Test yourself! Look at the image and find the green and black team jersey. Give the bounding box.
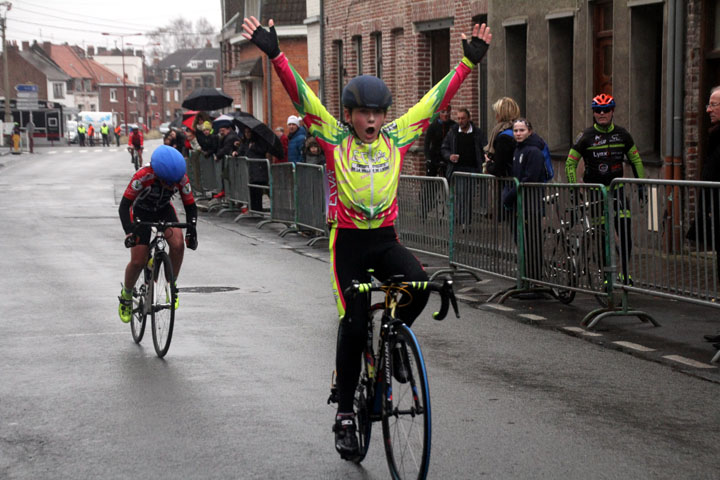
[565,123,644,185]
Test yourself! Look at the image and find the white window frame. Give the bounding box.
[110,88,118,102]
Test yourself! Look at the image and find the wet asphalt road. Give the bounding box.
[1,143,719,479]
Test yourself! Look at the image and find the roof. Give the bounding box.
[157,47,220,70]
[47,44,95,79]
[262,0,306,25]
[85,60,126,85]
[16,49,70,82]
[228,57,263,79]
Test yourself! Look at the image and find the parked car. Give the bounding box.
[66,120,78,144]
[158,122,170,135]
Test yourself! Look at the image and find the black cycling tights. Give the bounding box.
[332,226,429,413]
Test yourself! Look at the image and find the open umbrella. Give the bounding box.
[182,88,234,111]
[215,112,285,159]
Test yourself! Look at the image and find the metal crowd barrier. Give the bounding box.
[246,157,271,220]
[198,152,220,196]
[186,150,203,196]
[295,163,329,245]
[262,162,297,234]
[448,173,519,283]
[396,175,450,259]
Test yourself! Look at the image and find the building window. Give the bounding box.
[150,90,157,104]
[593,0,613,94]
[195,78,202,88]
[373,32,382,78]
[53,82,64,99]
[174,70,180,81]
[205,60,216,69]
[505,23,527,114]
[630,2,663,162]
[353,35,362,76]
[174,90,179,102]
[547,15,574,152]
[429,29,450,87]
[165,90,170,102]
[78,104,84,111]
[90,104,96,111]
[186,78,192,90]
[84,79,92,91]
[245,0,260,19]
[335,40,344,116]
[110,88,118,102]
[203,75,213,88]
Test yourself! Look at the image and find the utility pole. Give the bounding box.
[102,32,142,131]
[1,2,12,123]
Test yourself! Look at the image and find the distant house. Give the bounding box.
[155,47,221,121]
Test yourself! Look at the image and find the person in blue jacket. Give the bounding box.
[286,115,307,164]
[502,118,548,279]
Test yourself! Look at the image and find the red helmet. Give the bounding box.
[591,94,616,109]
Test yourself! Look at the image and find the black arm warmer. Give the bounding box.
[184,202,198,227]
[119,197,134,234]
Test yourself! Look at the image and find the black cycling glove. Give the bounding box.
[185,226,198,250]
[250,24,281,59]
[124,233,138,248]
[462,36,489,65]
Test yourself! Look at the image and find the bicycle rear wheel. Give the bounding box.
[351,369,373,463]
[151,252,175,358]
[130,267,149,343]
[382,324,431,480]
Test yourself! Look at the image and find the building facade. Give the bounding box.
[220,0,312,132]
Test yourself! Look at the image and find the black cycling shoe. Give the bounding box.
[333,414,359,460]
[392,343,409,384]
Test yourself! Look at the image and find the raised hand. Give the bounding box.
[461,23,492,65]
[241,16,281,59]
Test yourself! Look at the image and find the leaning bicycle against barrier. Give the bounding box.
[118,145,198,324]
[565,94,645,285]
[242,16,491,463]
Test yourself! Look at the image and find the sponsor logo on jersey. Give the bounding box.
[350,150,390,173]
[182,182,192,195]
[131,179,143,191]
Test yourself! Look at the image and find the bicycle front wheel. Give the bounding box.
[130,267,150,343]
[151,252,175,358]
[382,324,431,480]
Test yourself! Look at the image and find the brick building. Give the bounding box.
[220,0,312,132]
[0,41,70,106]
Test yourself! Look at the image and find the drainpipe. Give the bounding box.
[663,0,685,250]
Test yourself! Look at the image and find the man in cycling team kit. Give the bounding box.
[565,94,645,284]
[242,16,491,459]
[117,145,198,323]
[128,126,144,166]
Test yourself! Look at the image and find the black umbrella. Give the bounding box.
[223,112,285,159]
[181,88,234,111]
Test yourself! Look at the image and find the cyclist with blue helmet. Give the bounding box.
[242,15,491,459]
[117,145,198,323]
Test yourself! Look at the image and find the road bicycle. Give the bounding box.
[544,190,612,307]
[128,147,141,171]
[129,220,189,358]
[329,274,459,480]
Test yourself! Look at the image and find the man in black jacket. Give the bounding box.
[213,120,241,200]
[702,86,720,345]
[420,106,456,218]
[441,108,486,227]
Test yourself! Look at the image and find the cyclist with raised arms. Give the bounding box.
[565,94,645,283]
[242,16,491,459]
[117,145,198,323]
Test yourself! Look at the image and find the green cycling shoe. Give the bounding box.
[118,286,133,323]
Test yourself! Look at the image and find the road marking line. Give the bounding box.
[662,355,716,369]
[519,313,545,321]
[78,150,88,154]
[482,303,514,312]
[47,151,57,154]
[562,326,603,337]
[613,341,655,352]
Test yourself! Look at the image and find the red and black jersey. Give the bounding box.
[122,165,194,212]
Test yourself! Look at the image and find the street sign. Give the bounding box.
[15,84,39,110]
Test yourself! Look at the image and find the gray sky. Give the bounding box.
[5,0,223,50]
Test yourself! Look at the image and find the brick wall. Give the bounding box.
[0,45,49,99]
[323,0,487,175]
[684,0,702,181]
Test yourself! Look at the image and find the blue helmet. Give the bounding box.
[151,145,186,183]
[341,75,392,110]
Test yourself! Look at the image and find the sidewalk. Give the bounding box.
[198,203,720,384]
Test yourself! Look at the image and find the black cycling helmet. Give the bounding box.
[591,93,616,109]
[341,75,392,110]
